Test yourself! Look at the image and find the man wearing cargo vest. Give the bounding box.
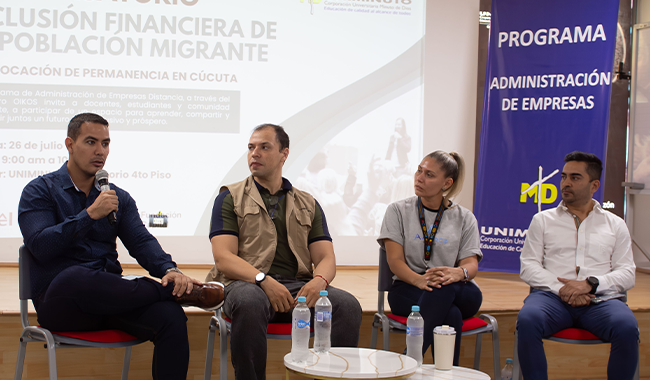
[207,123,362,379]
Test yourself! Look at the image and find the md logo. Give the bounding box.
[520,166,559,213]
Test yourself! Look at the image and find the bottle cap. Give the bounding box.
[433,325,456,335]
[506,358,513,364]
[298,296,307,303]
[411,305,420,312]
[320,290,328,296]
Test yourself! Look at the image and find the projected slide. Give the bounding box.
[0,0,425,241]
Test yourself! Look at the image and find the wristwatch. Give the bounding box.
[460,267,469,282]
[255,272,267,286]
[587,276,599,294]
[165,267,183,275]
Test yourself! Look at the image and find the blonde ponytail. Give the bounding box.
[445,152,465,202]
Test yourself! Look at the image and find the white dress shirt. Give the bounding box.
[520,200,635,295]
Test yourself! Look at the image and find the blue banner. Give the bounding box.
[475,0,620,273]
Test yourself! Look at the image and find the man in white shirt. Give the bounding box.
[517,151,638,380]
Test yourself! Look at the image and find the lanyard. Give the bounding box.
[417,197,445,261]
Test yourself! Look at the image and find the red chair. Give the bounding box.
[512,326,640,379]
[204,307,314,380]
[14,245,145,380]
[370,248,501,379]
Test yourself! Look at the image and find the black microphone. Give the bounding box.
[95,169,117,225]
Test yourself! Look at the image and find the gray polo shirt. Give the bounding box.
[378,196,482,280]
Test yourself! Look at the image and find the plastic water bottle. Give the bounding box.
[291,296,311,363]
[501,358,513,380]
[314,290,332,353]
[406,305,424,366]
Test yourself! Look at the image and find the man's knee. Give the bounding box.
[609,313,639,340]
[516,304,546,334]
[224,281,271,320]
[329,288,362,326]
[332,291,361,312]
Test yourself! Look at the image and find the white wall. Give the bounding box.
[423,0,479,211]
[639,0,650,23]
[630,0,650,269]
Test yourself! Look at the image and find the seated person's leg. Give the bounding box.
[441,305,463,365]
[578,299,639,380]
[389,281,458,356]
[324,286,362,347]
[273,278,362,346]
[108,301,189,380]
[440,282,482,365]
[387,280,422,317]
[517,290,573,380]
[35,265,171,331]
[223,280,274,380]
[454,282,483,319]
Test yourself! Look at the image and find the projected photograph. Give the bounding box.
[294,91,422,237]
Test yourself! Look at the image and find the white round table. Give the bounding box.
[284,347,418,379]
[406,365,491,379]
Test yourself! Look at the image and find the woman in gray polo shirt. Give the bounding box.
[378,151,483,366]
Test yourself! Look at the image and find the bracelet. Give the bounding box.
[314,274,329,287]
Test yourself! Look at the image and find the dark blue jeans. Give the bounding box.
[223,276,363,380]
[517,289,639,380]
[388,280,482,365]
[34,266,189,380]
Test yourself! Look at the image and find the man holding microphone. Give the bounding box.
[18,113,223,380]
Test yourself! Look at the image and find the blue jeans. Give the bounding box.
[517,289,638,380]
[223,275,363,380]
[34,266,189,380]
[388,280,482,365]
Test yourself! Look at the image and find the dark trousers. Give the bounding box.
[517,289,639,380]
[388,280,483,365]
[223,276,363,380]
[34,266,189,380]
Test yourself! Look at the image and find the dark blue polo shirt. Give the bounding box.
[18,163,176,300]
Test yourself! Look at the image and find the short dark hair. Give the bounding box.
[252,123,289,151]
[564,151,602,181]
[68,113,109,141]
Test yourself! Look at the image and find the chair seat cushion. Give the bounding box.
[266,323,293,335]
[223,316,313,334]
[386,314,407,325]
[550,328,600,341]
[386,314,488,332]
[462,317,489,331]
[50,329,139,343]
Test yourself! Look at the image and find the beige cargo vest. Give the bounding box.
[206,176,316,286]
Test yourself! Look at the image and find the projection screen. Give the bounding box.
[0,0,479,265]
